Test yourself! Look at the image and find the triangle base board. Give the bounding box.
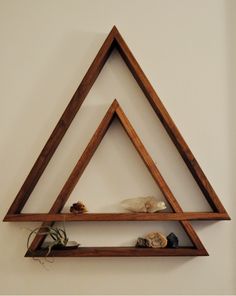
[25,247,208,257]
[4,212,230,222]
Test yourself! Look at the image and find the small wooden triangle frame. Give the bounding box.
[27,100,208,257]
[4,26,230,257]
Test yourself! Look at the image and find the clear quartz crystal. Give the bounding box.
[121,196,166,213]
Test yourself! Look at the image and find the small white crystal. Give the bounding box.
[121,196,166,213]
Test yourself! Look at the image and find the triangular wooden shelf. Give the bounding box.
[25,100,208,257]
[3,26,230,257]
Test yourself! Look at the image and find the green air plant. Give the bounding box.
[27,225,68,256]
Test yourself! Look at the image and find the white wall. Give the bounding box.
[0,0,235,294]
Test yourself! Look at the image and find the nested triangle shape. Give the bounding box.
[3,26,230,257]
[4,26,229,221]
[25,100,208,257]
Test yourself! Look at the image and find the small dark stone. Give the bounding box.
[167,233,179,248]
[136,237,149,248]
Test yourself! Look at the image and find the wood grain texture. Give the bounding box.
[180,220,206,252]
[28,100,118,251]
[4,26,229,219]
[26,100,207,256]
[113,27,228,215]
[25,247,208,257]
[116,105,182,212]
[4,26,230,257]
[4,212,230,222]
[5,27,117,216]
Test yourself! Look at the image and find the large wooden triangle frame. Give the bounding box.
[26,100,207,257]
[4,26,230,257]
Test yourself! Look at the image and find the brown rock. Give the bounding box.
[145,232,167,248]
[70,201,87,214]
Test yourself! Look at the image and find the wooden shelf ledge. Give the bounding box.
[25,246,208,257]
[4,212,230,222]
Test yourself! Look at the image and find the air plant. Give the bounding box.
[27,225,69,257]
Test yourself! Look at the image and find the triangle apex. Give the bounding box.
[111,98,119,108]
[111,25,118,31]
[110,25,120,36]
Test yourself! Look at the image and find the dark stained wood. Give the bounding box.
[180,220,206,251]
[5,27,117,216]
[25,247,208,257]
[116,105,182,212]
[4,26,230,257]
[28,100,118,251]
[115,103,208,254]
[4,212,230,222]
[113,27,228,215]
[27,100,207,256]
[4,26,229,219]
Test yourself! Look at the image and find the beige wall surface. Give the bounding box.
[0,0,235,294]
